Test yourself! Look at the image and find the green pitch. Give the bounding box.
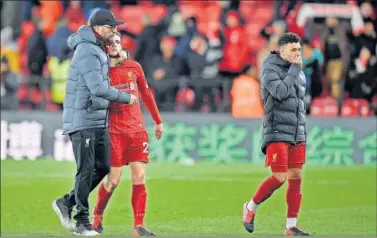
[1,159,376,236]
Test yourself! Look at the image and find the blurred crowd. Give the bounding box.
[1,0,376,117]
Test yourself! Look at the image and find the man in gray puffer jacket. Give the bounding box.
[242,33,310,236]
[52,10,138,236]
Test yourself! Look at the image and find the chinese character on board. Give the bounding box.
[1,120,8,160]
[198,124,248,163]
[147,122,197,162]
[7,121,43,160]
[359,132,377,166]
[54,129,74,161]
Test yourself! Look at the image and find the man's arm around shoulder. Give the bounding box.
[78,50,131,103]
[261,63,301,101]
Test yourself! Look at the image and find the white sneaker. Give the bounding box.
[73,223,100,236]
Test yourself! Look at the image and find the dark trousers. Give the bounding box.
[63,128,110,224]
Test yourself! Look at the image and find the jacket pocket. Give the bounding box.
[87,95,109,112]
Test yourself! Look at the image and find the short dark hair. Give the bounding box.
[301,37,310,46]
[278,32,301,47]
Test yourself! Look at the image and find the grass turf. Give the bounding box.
[1,159,376,236]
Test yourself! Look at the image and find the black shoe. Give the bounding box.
[285,227,310,236]
[52,198,74,232]
[132,226,155,236]
[74,223,99,236]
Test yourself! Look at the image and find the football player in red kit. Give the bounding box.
[92,32,163,236]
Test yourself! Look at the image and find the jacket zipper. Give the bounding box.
[105,107,109,127]
[294,84,299,144]
[105,53,110,127]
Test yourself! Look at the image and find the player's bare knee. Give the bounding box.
[272,172,288,183]
[288,168,302,179]
[131,170,145,184]
[289,173,302,179]
[110,176,121,189]
[108,169,122,189]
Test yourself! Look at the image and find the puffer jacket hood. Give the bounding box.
[263,50,291,68]
[67,25,99,50]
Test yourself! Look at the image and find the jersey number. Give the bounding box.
[142,142,149,153]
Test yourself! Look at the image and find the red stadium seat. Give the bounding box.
[358,99,372,117]
[17,83,28,103]
[120,6,144,20]
[44,88,52,102]
[347,0,358,6]
[110,3,122,19]
[123,18,144,34]
[46,103,60,112]
[205,3,222,21]
[246,23,267,52]
[19,52,29,76]
[64,5,85,32]
[198,19,221,35]
[341,99,371,117]
[310,34,324,50]
[140,5,168,24]
[341,101,359,117]
[246,22,262,36]
[372,95,377,115]
[33,89,43,105]
[239,1,258,18]
[179,4,204,19]
[120,35,136,56]
[311,96,339,117]
[175,88,195,106]
[120,5,168,34]
[197,21,209,35]
[253,7,273,22]
[372,95,377,108]
[178,0,208,7]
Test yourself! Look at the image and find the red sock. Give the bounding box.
[94,184,113,216]
[252,176,284,204]
[132,184,147,228]
[287,178,302,218]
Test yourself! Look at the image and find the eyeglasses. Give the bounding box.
[104,25,117,30]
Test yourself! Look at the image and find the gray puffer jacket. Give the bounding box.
[260,51,307,153]
[63,26,131,135]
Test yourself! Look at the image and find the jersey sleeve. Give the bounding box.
[136,64,163,124]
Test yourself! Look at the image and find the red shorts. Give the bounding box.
[265,142,306,172]
[110,131,149,167]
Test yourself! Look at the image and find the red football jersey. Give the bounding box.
[108,60,162,134]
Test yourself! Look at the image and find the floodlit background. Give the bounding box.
[1,0,376,236]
